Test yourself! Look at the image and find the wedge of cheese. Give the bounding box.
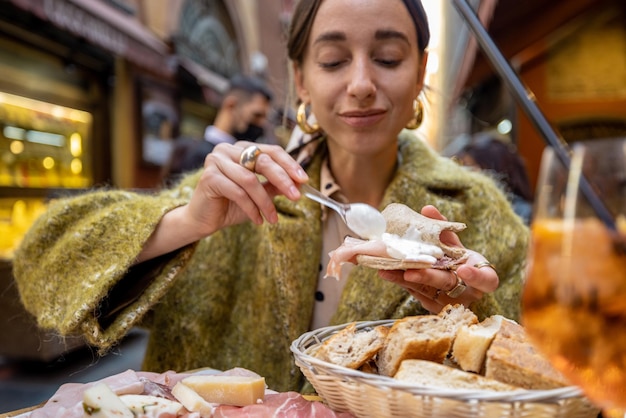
[171,382,215,417]
[179,375,266,407]
[119,394,185,416]
[82,383,134,418]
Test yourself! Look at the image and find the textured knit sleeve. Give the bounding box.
[12,175,200,352]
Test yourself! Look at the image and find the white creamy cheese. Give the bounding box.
[345,203,387,239]
[381,225,444,262]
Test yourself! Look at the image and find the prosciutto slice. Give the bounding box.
[23,369,354,418]
[213,392,353,418]
[325,236,389,279]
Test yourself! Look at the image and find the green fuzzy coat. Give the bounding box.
[13,133,529,392]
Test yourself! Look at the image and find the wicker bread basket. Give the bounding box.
[291,319,601,418]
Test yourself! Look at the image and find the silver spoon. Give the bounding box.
[300,183,387,239]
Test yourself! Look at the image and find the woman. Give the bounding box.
[13,0,528,393]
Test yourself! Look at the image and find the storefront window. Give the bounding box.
[0,197,47,259]
[0,92,93,189]
[0,92,93,259]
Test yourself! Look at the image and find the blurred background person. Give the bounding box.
[163,74,274,183]
[456,132,534,225]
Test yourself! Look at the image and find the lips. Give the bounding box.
[339,109,386,128]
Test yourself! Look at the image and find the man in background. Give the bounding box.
[164,74,273,182]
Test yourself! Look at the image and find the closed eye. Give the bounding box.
[375,59,401,67]
[319,61,345,69]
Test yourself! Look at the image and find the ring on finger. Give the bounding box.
[239,145,262,172]
[446,270,467,298]
[474,261,497,272]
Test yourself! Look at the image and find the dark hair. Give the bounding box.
[459,135,534,202]
[287,0,430,65]
[228,74,273,102]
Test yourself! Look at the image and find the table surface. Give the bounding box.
[0,404,40,418]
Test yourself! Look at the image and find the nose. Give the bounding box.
[346,57,376,101]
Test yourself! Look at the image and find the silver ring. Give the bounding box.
[239,145,262,171]
[446,270,467,298]
[474,261,497,272]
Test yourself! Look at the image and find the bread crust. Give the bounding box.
[310,305,571,392]
[356,254,468,270]
[484,319,571,389]
[314,323,389,370]
[377,305,478,376]
[394,359,520,392]
[355,255,436,270]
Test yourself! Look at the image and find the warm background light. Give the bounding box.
[70,133,82,157]
[42,156,55,170]
[9,140,23,154]
[70,158,83,174]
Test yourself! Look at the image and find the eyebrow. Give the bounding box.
[375,29,411,44]
[313,29,411,45]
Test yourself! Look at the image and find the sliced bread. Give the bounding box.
[438,303,479,332]
[452,315,504,373]
[315,322,389,369]
[376,305,477,377]
[394,359,520,392]
[484,318,571,389]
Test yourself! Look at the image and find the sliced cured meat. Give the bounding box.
[25,368,353,418]
[213,391,353,418]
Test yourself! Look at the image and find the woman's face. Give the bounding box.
[294,0,427,156]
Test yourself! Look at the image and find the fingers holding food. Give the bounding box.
[232,142,308,198]
[193,142,309,230]
[455,251,499,293]
[330,202,498,313]
[381,269,484,314]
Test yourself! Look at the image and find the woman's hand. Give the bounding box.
[137,142,308,263]
[377,205,499,313]
[184,141,309,237]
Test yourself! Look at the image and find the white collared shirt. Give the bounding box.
[310,156,355,330]
[204,126,236,146]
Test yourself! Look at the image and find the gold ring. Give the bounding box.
[239,145,262,171]
[446,270,467,298]
[474,261,497,272]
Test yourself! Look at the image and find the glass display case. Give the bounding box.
[0,92,94,260]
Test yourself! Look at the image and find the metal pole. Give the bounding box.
[451,0,617,231]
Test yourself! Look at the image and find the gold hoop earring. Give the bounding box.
[405,99,424,130]
[296,102,320,134]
